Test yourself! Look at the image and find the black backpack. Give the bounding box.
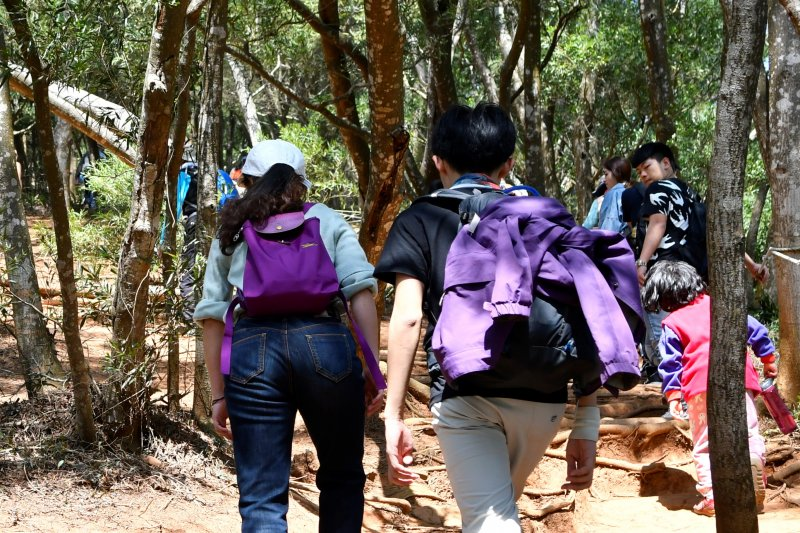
[676,181,708,279]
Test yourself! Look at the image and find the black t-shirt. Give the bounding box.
[640,177,691,264]
[621,183,644,224]
[375,194,567,406]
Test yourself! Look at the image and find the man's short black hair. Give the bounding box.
[430,102,516,175]
[630,142,680,171]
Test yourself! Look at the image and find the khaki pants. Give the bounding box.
[432,396,566,532]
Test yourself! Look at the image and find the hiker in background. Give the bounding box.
[194,139,383,532]
[75,147,106,213]
[581,178,607,229]
[597,156,631,233]
[176,159,199,321]
[642,260,777,517]
[376,103,642,532]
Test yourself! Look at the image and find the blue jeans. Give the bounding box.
[225,316,366,533]
[643,309,670,369]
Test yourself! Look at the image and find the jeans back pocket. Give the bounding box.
[306,333,354,383]
[229,332,267,384]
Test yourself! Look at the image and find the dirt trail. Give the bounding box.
[1,220,799,531]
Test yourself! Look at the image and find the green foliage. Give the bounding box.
[279,119,359,211]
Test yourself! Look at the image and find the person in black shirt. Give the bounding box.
[375,103,599,531]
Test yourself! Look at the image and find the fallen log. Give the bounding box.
[544,449,665,474]
[771,461,800,484]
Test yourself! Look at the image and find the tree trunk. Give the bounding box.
[2,0,96,442]
[541,98,562,202]
[318,0,371,202]
[110,0,189,450]
[768,0,800,406]
[745,182,769,258]
[0,29,64,397]
[226,57,262,146]
[573,63,596,223]
[778,0,800,32]
[194,0,228,423]
[497,1,527,127]
[522,0,545,192]
[162,0,205,413]
[359,0,407,273]
[707,1,766,531]
[639,0,676,142]
[53,118,73,210]
[418,0,458,113]
[464,19,499,102]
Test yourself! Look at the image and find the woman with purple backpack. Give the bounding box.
[194,139,384,532]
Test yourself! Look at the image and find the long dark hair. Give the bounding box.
[217,163,306,254]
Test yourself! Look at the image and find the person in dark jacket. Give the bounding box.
[375,103,611,532]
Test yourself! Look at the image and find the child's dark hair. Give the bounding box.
[642,260,706,313]
[217,163,306,254]
[630,142,680,171]
[430,102,516,175]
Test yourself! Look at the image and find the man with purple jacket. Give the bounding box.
[375,103,629,532]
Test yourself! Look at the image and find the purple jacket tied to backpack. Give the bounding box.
[221,203,386,390]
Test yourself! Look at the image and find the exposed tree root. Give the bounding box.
[518,491,575,519]
[365,494,412,513]
[771,461,800,485]
[544,449,665,474]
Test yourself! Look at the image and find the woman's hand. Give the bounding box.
[364,370,385,417]
[211,399,233,440]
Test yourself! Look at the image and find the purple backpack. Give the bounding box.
[221,203,385,390]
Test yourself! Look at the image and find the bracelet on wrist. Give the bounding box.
[635,259,648,268]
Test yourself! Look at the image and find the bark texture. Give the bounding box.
[639,0,675,142]
[53,118,72,209]
[163,1,205,413]
[778,0,800,33]
[360,0,407,271]
[194,0,228,422]
[768,0,800,405]
[522,0,545,192]
[110,0,189,450]
[318,0,370,202]
[0,29,64,397]
[706,1,766,530]
[3,0,96,442]
[226,57,262,146]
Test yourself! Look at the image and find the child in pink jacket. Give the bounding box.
[642,261,778,517]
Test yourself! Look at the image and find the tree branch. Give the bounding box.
[224,45,369,140]
[778,0,800,34]
[282,0,369,79]
[540,3,586,71]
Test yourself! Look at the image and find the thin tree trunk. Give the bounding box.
[573,66,596,223]
[53,118,73,210]
[639,0,676,142]
[541,98,561,201]
[194,0,227,423]
[360,0,407,275]
[522,0,545,192]
[163,0,206,413]
[110,0,189,450]
[318,0,370,202]
[418,0,458,113]
[768,0,800,406]
[226,57,262,146]
[497,1,527,126]
[745,182,769,258]
[707,1,766,531]
[0,29,64,397]
[464,20,498,102]
[2,0,96,442]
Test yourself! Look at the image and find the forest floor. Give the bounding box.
[1,218,800,532]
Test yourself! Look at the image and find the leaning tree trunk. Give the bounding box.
[707,1,766,531]
[639,0,676,143]
[572,63,596,223]
[768,0,800,405]
[194,0,228,423]
[110,0,189,451]
[226,56,262,146]
[318,0,371,202]
[359,0,407,276]
[497,1,527,127]
[0,29,64,397]
[163,0,206,413]
[2,0,96,442]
